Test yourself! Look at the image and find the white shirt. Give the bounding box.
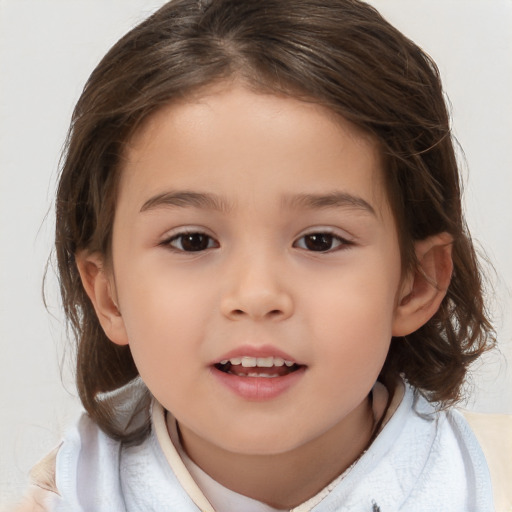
[19,380,495,512]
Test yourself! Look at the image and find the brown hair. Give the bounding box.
[55,0,494,442]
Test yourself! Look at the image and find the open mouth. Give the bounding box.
[214,356,303,378]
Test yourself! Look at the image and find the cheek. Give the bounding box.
[307,265,399,365]
[314,298,393,367]
[115,268,212,372]
[312,263,399,321]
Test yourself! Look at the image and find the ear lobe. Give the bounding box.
[392,232,453,337]
[75,251,129,346]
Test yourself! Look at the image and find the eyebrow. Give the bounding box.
[283,192,376,216]
[140,190,376,216]
[140,191,233,213]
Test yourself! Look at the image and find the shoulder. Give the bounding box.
[15,406,202,512]
[14,413,126,512]
[323,383,495,512]
[391,387,495,511]
[54,413,127,510]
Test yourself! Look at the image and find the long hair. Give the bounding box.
[55,0,494,442]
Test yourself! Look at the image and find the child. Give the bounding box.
[17,0,496,510]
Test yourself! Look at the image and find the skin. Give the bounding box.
[78,82,452,508]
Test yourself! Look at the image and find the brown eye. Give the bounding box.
[304,234,334,251]
[168,233,217,252]
[294,232,349,252]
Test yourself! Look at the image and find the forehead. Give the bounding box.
[118,83,387,214]
[126,82,376,157]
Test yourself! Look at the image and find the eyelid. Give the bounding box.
[294,226,354,242]
[293,227,355,251]
[159,226,219,251]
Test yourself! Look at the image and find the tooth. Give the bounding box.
[241,356,257,367]
[256,357,273,367]
[246,372,278,378]
[228,356,295,368]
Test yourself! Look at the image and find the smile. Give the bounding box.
[214,356,301,378]
[211,352,306,400]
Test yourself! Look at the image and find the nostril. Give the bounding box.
[230,308,285,319]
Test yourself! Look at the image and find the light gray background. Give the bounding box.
[1,0,511,507]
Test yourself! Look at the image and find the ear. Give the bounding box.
[392,232,453,337]
[75,251,129,346]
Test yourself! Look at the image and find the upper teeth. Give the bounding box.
[219,356,295,368]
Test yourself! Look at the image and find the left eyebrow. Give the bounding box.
[282,192,376,216]
[140,191,233,214]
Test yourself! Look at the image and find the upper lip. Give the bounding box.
[212,345,303,366]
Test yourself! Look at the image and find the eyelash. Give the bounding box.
[161,229,353,254]
[161,231,219,252]
[293,232,353,253]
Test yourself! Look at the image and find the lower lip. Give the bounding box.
[211,366,306,401]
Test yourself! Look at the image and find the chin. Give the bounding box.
[215,428,312,456]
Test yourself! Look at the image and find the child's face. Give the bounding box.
[108,83,407,455]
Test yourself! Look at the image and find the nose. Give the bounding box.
[220,255,294,321]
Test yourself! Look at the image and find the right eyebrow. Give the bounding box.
[140,191,233,214]
[282,191,376,216]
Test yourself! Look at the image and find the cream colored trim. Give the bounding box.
[151,401,216,512]
[28,445,60,494]
[462,411,512,512]
[10,446,61,512]
[152,382,402,512]
[378,379,405,430]
[292,380,402,512]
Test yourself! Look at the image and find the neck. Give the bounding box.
[177,396,376,509]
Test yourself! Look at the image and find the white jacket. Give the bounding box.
[16,383,494,512]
